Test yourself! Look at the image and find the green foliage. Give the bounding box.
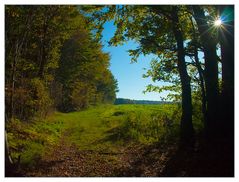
[5,5,82,120]
[5,5,118,119]
[6,117,65,167]
[5,78,52,120]
[29,78,53,118]
[56,27,118,112]
[70,81,96,110]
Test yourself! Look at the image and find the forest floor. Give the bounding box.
[23,132,233,177]
[24,129,177,177]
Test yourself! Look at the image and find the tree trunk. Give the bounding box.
[194,47,207,124]
[9,41,19,119]
[189,15,207,125]
[218,5,234,135]
[5,131,13,176]
[171,7,194,144]
[217,6,234,167]
[192,6,219,137]
[38,17,48,79]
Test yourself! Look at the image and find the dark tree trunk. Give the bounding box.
[192,6,219,137]
[194,48,207,124]
[171,7,194,144]
[38,17,48,79]
[188,14,207,125]
[9,42,18,119]
[218,5,234,137]
[5,131,13,174]
[217,6,234,170]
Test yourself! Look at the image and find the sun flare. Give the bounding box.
[214,18,222,26]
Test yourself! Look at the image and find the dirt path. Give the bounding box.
[24,130,177,177]
[25,130,120,177]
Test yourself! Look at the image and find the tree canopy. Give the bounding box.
[5,5,118,119]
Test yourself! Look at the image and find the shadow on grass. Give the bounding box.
[94,126,134,144]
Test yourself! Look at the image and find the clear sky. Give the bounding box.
[101,21,168,101]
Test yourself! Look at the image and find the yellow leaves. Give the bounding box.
[31,43,37,49]
[10,10,20,17]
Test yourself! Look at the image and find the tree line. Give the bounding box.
[114,98,171,105]
[82,5,234,146]
[5,5,118,121]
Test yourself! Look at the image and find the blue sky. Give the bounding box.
[101,21,168,101]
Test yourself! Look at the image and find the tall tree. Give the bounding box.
[214,6,234,164]
[170,6,194,142]
[218,5,234,135]
[192,6,219,136]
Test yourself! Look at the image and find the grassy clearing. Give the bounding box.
[7,103,202,168]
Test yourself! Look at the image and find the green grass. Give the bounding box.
[6,117,66,167]
[62,104,181,151]
[6,103,202,168]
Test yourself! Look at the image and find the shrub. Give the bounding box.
[28,78,53,118]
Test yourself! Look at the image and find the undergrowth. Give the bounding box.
[6,115,66,168]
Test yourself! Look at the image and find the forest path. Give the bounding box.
[23,105,177,177]
[26,129,122,177]
[25,128,175,177]
[17,105,230,177]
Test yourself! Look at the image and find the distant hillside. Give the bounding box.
[114,98,172,105]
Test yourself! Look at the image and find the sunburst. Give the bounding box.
[214,18,222,27]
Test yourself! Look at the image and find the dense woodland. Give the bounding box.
[5,5,234,177]
[5,5,118,118]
